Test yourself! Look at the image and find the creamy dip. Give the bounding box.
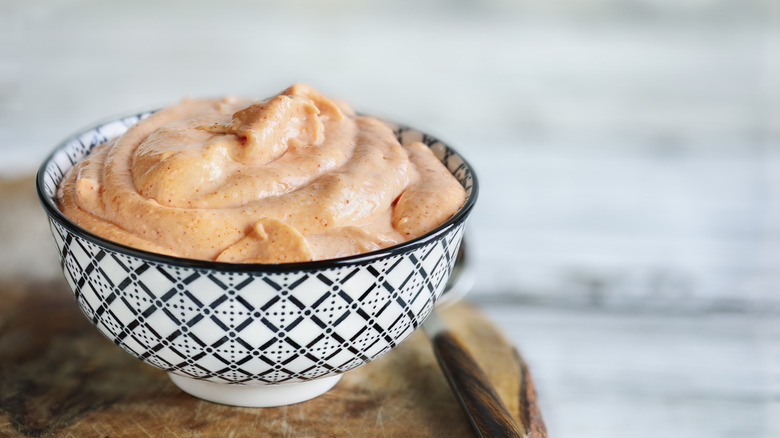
[57,84,466,263]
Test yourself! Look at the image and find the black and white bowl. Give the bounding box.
[36,111,478,407]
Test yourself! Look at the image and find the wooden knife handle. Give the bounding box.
[431,330,532,438]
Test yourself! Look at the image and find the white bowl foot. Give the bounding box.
[168,373,342,407]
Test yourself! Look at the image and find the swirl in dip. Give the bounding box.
[57,84,466,263]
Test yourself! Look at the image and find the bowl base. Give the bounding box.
[168,373,342,407]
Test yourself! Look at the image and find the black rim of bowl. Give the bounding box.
[36,113,479,273]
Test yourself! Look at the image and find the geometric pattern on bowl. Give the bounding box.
[38,111,476,386]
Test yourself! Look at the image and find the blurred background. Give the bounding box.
[1,0,779,436]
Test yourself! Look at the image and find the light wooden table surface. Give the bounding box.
[483,304,779,437]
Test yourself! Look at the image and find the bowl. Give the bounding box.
[36,110,478,407]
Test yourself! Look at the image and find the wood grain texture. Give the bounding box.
[0,275,535,437]
[514,350,546,438]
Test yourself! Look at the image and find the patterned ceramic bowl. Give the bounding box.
[36,111,478,407]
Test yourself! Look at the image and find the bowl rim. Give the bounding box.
[36,110,479,273]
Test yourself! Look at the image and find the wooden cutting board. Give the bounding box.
[0,177,542,437]
[0,280,536,438]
